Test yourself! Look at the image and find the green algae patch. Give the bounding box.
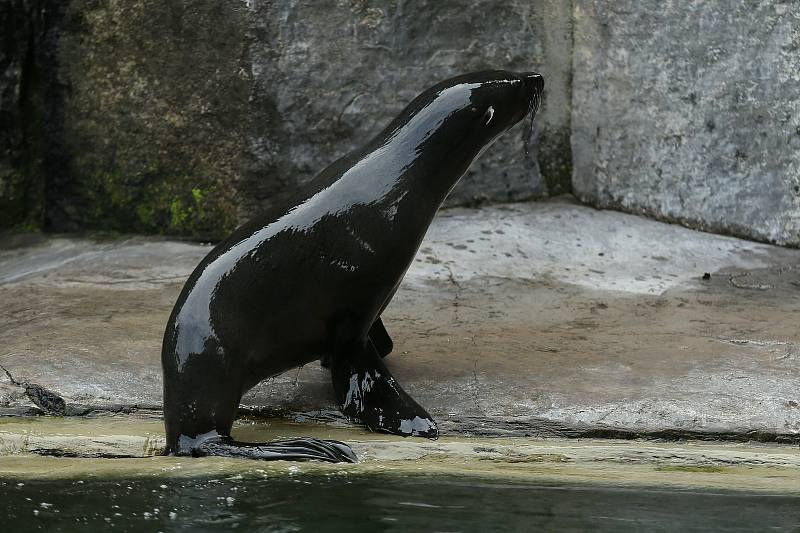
[56,0,250,240]
[77,166,236,240]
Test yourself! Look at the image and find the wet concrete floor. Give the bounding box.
[1,198,799,447]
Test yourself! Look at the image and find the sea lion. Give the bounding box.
[161,70,545,462]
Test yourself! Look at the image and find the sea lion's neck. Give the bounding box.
[376,121,480,206]
[367,86,483,204]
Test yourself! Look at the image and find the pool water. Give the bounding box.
[2,472,799,532]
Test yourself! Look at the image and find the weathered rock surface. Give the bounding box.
[55,0,250,238]
[1,200,799,440]
[572,0,800,247]
[3,1,798,249]
[244,0,574,219]
[0,0,573,237]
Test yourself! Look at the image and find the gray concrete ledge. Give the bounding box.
[0,416,798,492]
[1,199,799,441]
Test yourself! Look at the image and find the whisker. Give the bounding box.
[522,90,541,158]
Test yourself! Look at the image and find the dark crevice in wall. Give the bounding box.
[537,129,573,197]
[37,0,77,232]
[16,20,45,228]
[565,0,576,194]
[0,0,73,232]
[532,0,574,198]
[0,0,42,229]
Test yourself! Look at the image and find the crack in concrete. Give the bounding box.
[441,416,800,445]
[471,359,482,414]
[442,262,484,415]
[57,276,187,286]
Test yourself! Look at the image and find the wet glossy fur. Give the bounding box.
[161,70,544,462]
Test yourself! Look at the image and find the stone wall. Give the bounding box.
[572,0,800,247]
[0,0,573,239]
[1,0,798,246]
[243,0,574,219]
[55,0,250,237]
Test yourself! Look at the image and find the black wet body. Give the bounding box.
[161,70,544,462]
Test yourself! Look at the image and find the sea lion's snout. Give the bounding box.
[521,71,545,94]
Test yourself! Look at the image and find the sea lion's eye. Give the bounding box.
[483,106,494,126]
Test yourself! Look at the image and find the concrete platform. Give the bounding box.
[1,198,799,441]
[1,416,799,493]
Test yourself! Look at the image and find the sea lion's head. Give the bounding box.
[449,69,545,142]
[380,70,544,176]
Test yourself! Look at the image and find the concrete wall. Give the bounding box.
[244,0,574,220]
[572,0,800,247]
[0,0,573,239]
[56,0,251,236]
[1,0,797,246]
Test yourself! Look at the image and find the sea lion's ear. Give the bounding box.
[483,106,495,126]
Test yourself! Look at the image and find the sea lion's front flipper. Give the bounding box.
[331,338,438,439]
[369,317,393,358]
[189,435,357,463]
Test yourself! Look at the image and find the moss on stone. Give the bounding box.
[77,165,235,240]
[55,0,249,240]
[0,166,44,231]
[536,127,573,196]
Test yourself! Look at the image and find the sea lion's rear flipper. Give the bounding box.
[163,353,357,463]
[189,435,357,463]
[331,338,438,439]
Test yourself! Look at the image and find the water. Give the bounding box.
[2,472,799,532]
